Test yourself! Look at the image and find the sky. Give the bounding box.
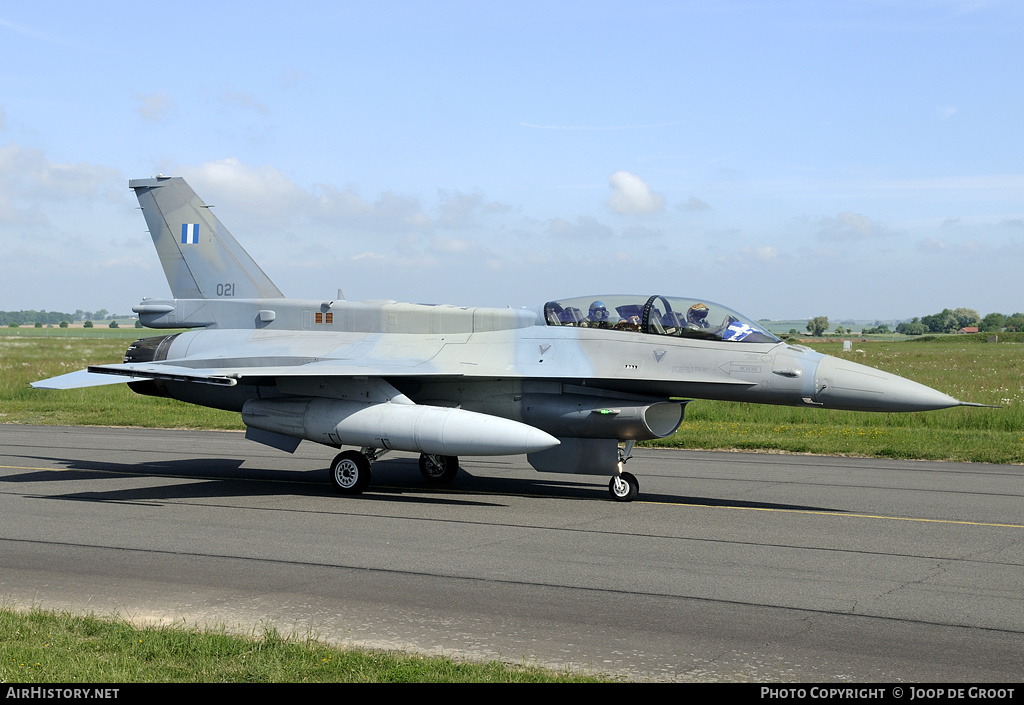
[1,0,1022,321]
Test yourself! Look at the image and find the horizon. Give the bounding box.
[1,307,1009,329]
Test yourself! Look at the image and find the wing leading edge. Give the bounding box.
[83,360,467,386]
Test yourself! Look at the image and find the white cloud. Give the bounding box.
[751,245,781,262]
[432,236,477,253]
[717,245,784,265]
[817,212,889,241]
[917,237,949,252]
[219,87,270,115]
[682,196,711,212]
[546,215,613,240]
[623,224,662,239]
[0,143,120,224]
[436,189,484,229]
[134,91,176,122]
[314,184,432,232]
[607,171,665,215]
[181,158,308,227]
[519,120,685,131]
[434,189,512,231]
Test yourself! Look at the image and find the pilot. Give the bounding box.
[586,300,612,329]
[686,302,710,329]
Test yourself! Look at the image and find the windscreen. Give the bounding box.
[543,294,780,344]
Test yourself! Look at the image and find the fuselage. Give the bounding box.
[122,293,962,426]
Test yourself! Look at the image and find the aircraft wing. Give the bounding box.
[36,352,757,390]
[87,357,759,387]
[82,359,466,387]
[31,358,463,390]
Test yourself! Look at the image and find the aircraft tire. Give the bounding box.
[609,471,639,502]
[419,453,460,484]
[329,451,371,495]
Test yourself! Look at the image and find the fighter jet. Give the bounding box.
[33,175,983,501]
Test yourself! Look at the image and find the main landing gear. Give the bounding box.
[327,448,461,495]
[328,450,372,494]
[418,454,460,484]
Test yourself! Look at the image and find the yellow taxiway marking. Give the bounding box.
[2,464,77,472]
[642,499,1024,529]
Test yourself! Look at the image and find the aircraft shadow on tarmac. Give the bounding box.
[4,453,840,513]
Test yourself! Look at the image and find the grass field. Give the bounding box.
[2,330,1021,463]
[1,325,149,338]
[0,607,605,683]
[1,330,242,429]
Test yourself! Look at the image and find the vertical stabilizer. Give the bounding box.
[129,176,284,299]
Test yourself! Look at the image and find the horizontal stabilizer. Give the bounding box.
[30,369,146,390]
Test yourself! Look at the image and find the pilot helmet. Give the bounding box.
[589,301,609,321]
[687,302,710,327]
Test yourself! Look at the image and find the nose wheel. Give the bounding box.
[608,441,639,501]
[609,471,639,502]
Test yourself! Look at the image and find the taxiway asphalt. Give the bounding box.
[1,424,1021,681]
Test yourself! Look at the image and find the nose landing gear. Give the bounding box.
[608,441,639,502]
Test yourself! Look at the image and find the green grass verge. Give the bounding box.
[0,607,607,683]
[1,326,151,338]
[1,332,242,429]
[3,331,1022,463]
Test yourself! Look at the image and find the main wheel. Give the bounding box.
[329,450,371,495]
[419,454,460,484]
[609,471,639,502]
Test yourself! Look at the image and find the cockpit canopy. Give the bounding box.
[543,295,780,344]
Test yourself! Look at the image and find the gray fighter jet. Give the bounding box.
[34,176,983,501]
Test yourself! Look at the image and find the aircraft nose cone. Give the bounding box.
[813,355,961,412]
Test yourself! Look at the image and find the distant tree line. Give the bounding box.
[72,309,116,322]
[0,310,75,326]
[0,309,127,326]
[896,308,1024,335]
[803,308,1024,337]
